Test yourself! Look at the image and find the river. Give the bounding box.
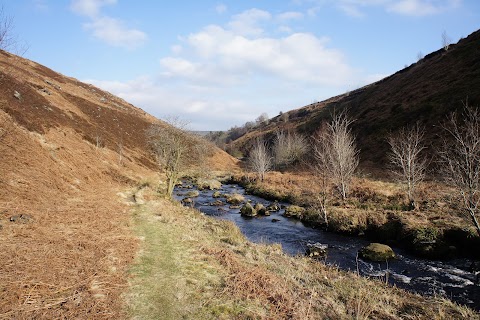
[174,182,480,311]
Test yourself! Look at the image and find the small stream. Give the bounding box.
[174,182,480,311]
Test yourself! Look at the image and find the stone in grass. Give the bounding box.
[240,203,257,217]
[306,243,328,258]
[226,193,245,205]
[359,243,396,262]
[283,205,305,218]
[9,214,33,223]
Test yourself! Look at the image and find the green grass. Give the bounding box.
[124,186,480,319]
[128,205,185,319]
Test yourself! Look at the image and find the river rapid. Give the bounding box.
[174,182,480,311]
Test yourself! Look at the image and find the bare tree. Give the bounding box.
[256,112,269,125]
[442,30,451,51]
[147,117,208,197]
[312,124,331,227]
[417,51,424,61]
[313,110,359,200]
[388,124,427,210]
[439,101,480,235]
[273,130,308,168]
[249,138,272,181]
[0,6,14,51]
[0,6,27,56]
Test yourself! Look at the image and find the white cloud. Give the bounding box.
[228,8,272,36]
[387,0,460,16]
[276,11,304,21]
[302,0,461,17]
[84,7,387,130]
[171,22,352,86]
[71,0,147,49]
[278,25,293,33]
[215,3,227,14]
[84,16,147,49]
[70,0,116,18]
[338,3,366,17]
[33,0,49,12]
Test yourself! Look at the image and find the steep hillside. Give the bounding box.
[228,29,480,169]
[0,50,238,318]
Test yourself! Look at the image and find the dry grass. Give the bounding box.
[237,170,475,234]
[125,185,479,320]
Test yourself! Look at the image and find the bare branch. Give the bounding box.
[387,123,427,209]
[273,130,308,169]
[439,99,480,235]
[248,138,272,181]
[146,119,209,197]
[313,110,359,200]
[442,30,451,51]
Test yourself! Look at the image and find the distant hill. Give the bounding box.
[226,29,480,171]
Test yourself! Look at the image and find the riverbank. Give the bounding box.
[127,182,479,319]
[229,171,480,260]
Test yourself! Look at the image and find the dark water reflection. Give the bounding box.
[174,182,480,310]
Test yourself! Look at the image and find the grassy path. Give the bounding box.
[127,202,192,319]
[124,188,479,320]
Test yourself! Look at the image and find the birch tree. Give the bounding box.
[273,130,308,168]
[249,138,272,181]
[388,124,427,210]
[313,110,359,200]
[439,101,480,235]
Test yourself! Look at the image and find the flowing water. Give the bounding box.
[174,182,480,310]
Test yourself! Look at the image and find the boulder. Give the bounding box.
[283,205,305,218]
[197,179,222,190]
[13,91,21,100]
[266,201,281,212]
[212,191,222,198]
[359,243,396,262]
[210,200,224,206]
[185,190,200,198]
[182,198,193,205]
[271,218,281,223]
[240,203,257,217]
[229,205,241,209]
[254,203,267,215]
[226,193,245,205]
[306,243,328,258]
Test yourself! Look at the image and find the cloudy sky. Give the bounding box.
[5,0,480,130]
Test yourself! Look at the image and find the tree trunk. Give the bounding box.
[470,209,480,236]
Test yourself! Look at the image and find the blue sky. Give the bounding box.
[4,0,480,130]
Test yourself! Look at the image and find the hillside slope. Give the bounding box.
[0,50,238,318]
[228,29,480,169]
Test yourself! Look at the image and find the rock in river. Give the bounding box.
[306,243,328,258]
[254,203,267,215]
[283,205,305,218]
[185,190,200,198]
[240,203,257,217]
[226,193,245,205]
[196,179,222,190]
[359,243,396,262]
